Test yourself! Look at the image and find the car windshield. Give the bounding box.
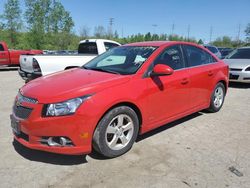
[82,46,157,75]
[226,48,250,59]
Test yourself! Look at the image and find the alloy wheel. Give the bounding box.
[105,114,134,150]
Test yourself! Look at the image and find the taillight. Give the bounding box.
[32,58,41,72]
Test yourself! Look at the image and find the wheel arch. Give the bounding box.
[93,101,143,137]
[218,80,228,93]
[104,102,142,127]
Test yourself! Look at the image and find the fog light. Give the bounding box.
[48,137,60,146]
[40,136,73,147]
[59,137,72,146]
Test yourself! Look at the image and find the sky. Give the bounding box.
[0,0,250,43]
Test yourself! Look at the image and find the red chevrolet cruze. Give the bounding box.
[11,41,229,158]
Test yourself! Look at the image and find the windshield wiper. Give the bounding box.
[83,66,120,75]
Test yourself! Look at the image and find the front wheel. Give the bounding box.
[208,82,225,112]
[93,106,139,158]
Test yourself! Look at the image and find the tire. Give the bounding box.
[208,82,225,112]
[93,106,139,158]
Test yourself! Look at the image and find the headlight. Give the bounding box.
[245,66,250,71]
[45,95,91,117]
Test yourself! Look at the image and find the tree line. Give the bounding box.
[1,0,250,50]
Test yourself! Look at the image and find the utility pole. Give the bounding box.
[237,24,241,47]
[109,18,114,38]
[209,26,213,43]
[187,24,190,41]
[171,23,175,35]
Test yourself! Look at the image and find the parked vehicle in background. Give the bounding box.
[0,41,42,66]
[218,47,234,59]
[224,47,250,83]
[19,39,120,82]
[203,45,222,59]
[11,41,229,158]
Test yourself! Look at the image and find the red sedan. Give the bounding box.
[11,41,229,158]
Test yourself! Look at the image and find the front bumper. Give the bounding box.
[18,68,42,82]
[229,71,250,83]
[11,102,94,155]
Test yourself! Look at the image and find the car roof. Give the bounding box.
[203,44,218,48]
[238,46,250,49]
[124,41,201,48]
[79,39,121,45]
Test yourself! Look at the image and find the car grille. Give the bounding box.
[230,68,242,71]
[229,74,239,80]
[13,105,33,119]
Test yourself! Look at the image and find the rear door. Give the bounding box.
[146,45,190,124]
[0,43,10,65]
[182,44,218,109]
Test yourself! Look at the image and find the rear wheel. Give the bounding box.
[93,106,139,158]
[208,82,225,112]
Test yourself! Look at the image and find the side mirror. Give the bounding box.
[150,64,174,76]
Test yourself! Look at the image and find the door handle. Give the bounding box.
[181,78,189,85]
[208,71,214,76]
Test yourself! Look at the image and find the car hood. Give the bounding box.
[223,59,250,69]
[21,68,131,103]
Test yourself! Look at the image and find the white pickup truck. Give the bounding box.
[18,39,120,82]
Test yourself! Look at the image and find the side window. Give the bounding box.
[104,42,119,51]
[0,44,4,51]
[154,45,185,70]
[78,42,98,54]
[185,45,216,67]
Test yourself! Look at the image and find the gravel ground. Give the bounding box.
[0,69,250,188]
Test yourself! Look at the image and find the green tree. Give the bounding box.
[94,26,106,38]
[113,30,119,39]
[144,32,152,41]
[198,39,204,45]
[49,1,74,33]
[79,25,90,39]
[1,0,22,47]
[24,0,74,49]
[245,23,250,42]
[212,36,233,47]
[151,34,159,41]
[24,0,51,49]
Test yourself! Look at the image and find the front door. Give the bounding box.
[145,45,190,126]
[0,44,10,66]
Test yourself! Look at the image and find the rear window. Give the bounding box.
[104,42,120,51]
[78,42,98,54]
[185,45,216,67]
[227,48,250,59]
